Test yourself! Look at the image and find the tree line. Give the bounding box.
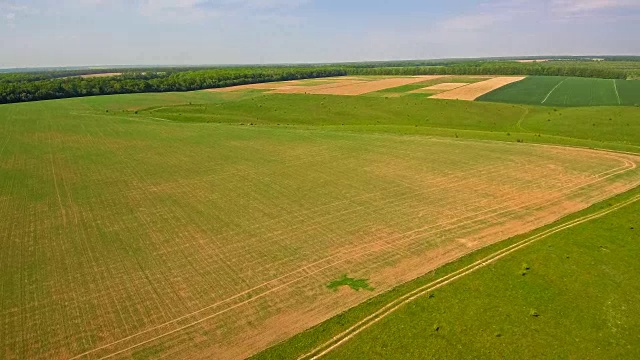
[1,60,638,104]
[345,62,629,79]
[0,67,347,104]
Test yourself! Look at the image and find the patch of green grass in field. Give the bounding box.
[327,275,375,292]
[478,76,640,107]
[371,83,433,94]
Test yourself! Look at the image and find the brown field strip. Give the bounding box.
[430,76,526,100]
[302,76,446,96]
[206,81,304,92]
[267,80,367,94]
[418,82,469,91]
[2,103,640,360]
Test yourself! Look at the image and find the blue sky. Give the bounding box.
[1,0,639,67]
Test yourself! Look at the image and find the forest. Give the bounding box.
[1,59,639,104]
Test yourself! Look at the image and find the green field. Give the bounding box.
[478,76,640,106]
[1,86,640,359]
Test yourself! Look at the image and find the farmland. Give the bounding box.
[201,75,640,107]
[478,76,640,106]
[1,77,640,360]
[256,187,640,360]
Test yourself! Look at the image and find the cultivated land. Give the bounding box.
[478,76,640,106]
[210,76,505,98]
[430,77,526,101]
[1,77,640,360]
[419,82,470,91]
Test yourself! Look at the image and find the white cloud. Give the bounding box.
[553,0,640,13]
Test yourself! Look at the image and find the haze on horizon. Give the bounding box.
[1,0,639,68]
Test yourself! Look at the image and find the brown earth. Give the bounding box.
[412,82,470,92]
[206,81,304,92]
[297,76,445,96]
[430,76,526,101]
[267,80,367,94]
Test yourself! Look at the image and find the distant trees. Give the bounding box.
[1,59,638,104]
[0,67,347,104]
[343,62,629,79]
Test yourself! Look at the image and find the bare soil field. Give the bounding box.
[2,96,639,360]
[282,76,445,96]
[412,82,470,92]
[431,76,526,101]
[206,81,304,92]
[268,80,366,94]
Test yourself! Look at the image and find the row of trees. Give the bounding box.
[1,60,638,104]
[344,62,629,79]
[0,67,347,104]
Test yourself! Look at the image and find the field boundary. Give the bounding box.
[297,193,640,359]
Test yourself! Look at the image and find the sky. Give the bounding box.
[1,0,639,68]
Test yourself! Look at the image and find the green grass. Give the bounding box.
[143,92,640,152]
[478,76,640,106]
[327,275,375,292]
[147,93,525,132]
[1,86,640,359]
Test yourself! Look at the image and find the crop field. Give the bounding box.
[208,76,511,98]
[2,92,640,360]
[257,187,640,360]
[478,76,640,106]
